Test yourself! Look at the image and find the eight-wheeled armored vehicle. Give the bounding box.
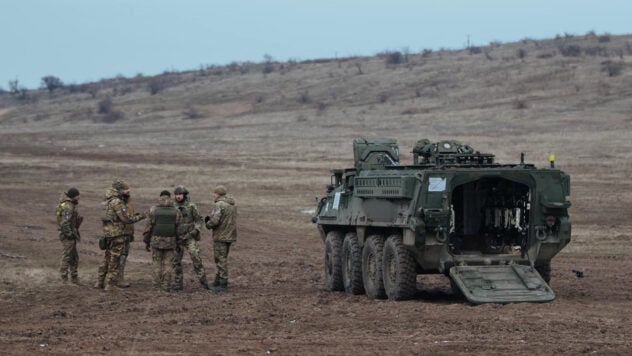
[313,138,571,303]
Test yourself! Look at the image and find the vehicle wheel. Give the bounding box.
[342,232,364,295]
[535,262,552,284]
[382,234,417,300]
[362,235,386,299]
[324,231,344,291]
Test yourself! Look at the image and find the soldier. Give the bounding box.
[96,179,146,291]
[173,186,210,290]
[117,194,135,288]
[143,190,182,291]
[56,187,83,284]
[204,185,237,292]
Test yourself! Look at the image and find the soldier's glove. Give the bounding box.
[74,230,81,242]
[76,215,84,228]
[204,216,210,223]
[145,242,151,252]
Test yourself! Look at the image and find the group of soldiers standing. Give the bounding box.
[55,179,237,293]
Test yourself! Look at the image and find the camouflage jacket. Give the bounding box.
[101,188,145,238]
[143,196,182,249]
[205,195,237,242]
[175,198,202,241]
[56,193,82,240]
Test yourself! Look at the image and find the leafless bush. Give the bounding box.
[421,48,433,57]
[516,48,527,61]
[102,110,124,123]
[315,101,327,114]
[148,77,167,95]
[41,75,64,93]
[584,46,607,57]
[262,54,275,74]
[378,93,388,103]
[558,45,582,57]
[598,34,611,43]
[513,98,528,110]
[98,97,113,114]
[601,61,624,77]
[468,46,482,55]
[385,51,404,65]
[536,52,555,59]
[298,90,311,104]
[354,62,363,75]
[182,106,205,119]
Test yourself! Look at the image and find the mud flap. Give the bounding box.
[449,265,555,304]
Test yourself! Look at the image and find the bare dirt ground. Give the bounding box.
[1,120,631,355]
[2,34,632,354]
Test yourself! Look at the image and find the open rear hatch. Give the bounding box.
[449,265,555,304]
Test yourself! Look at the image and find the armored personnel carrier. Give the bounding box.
[313,138,571,303]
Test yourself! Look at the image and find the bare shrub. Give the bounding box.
[298,91,311,104]
[262,54,274,74]
[183,106,205,119]
[378,93,388,103]
[516,48,527,61]
[148,77,167,95]
[421,48,433,57]
[584,46,607,57]
[537,53,555,59]
[558,45,582,57]
[315,101,327,114]
[468,46,482,55]
[513,98,528,110]
[598,34,611,43]
[102,110,124,123]
[41,75,64,93]
[98,97,113,114]
[385,51,404,65]
[601,61,624,77]
[354,62,363,75]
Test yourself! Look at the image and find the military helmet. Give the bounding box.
[112,179,129,190]
[174,185,188,195]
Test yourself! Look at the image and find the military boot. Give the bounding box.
[117,255,131,288]
[200,278,211,290]
[212,279,228,292]
[71,276,80,285]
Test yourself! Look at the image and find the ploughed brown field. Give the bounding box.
[1,34,632,354]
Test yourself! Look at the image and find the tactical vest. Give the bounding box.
[153,206,177,237]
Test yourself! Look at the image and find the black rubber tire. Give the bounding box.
[535,262,552,284]
[324,231,344,291]
[362,235,386,299]
[342,232,365,295]
[382,234,417,300]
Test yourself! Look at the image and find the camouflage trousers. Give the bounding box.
[213,241,232,283]
[119,235,131,276]
[97,236,125,286]
[174,238,207,288]
[152,248,176,291]
[59,236,78,280]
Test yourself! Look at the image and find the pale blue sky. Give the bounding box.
[1,0,630,89]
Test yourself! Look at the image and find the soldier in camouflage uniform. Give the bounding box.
[204,185,237,292]
[56,187,83,284]
[117,195,135,288]
[143,190,182,291]
[96,180,146,291]
[173,186,210,290]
